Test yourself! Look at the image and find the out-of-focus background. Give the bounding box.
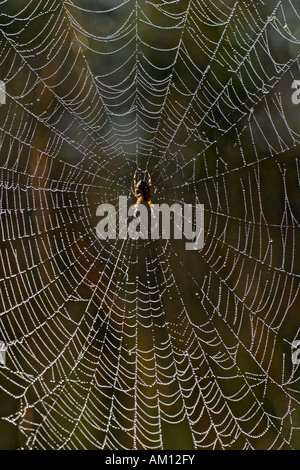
[0,0,299,450]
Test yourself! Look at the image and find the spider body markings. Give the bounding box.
[131,170,157,217]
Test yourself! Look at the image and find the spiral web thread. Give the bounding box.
[0,0,299,450]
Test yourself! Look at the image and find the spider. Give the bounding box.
[131,170,157,217]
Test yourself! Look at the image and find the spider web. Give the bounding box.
[0,0,299,450]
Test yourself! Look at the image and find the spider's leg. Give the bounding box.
[131,187,138,198]
[134,197,142,218]
[146,170,152,186]
[133,170,138,188]
[148,200,155,216]
[153,187,157,194]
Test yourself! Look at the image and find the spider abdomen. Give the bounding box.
[137,181,150,201]
[131,170,156,217]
